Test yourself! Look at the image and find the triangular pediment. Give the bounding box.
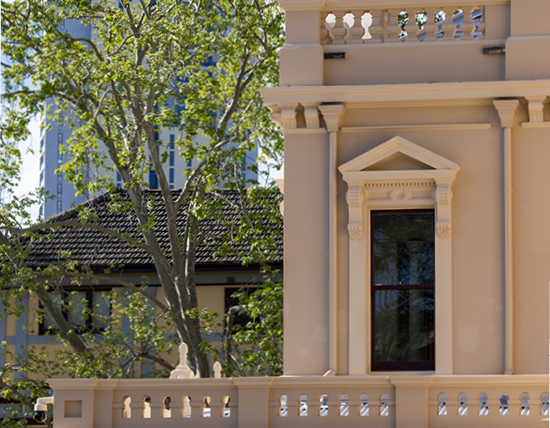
[339,136,459,174]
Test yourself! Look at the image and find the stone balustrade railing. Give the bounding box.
[322,6,486,44]
[48,374,548,428]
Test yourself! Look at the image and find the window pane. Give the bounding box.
[374,289,435,363]
[93,291,110,329]
[373,212,434,286]
[43,292,63,331]
[67,291,87,326]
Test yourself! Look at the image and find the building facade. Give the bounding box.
[44,1,550,427]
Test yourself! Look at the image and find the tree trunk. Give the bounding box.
[184,215,211,377]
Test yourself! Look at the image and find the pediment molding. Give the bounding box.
[339,136,460,240]
[339,136,460,175]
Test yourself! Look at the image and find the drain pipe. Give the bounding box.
[494,99,519,376]
[319,104,346,377]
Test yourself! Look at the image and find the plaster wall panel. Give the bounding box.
[505,39,550,81]
[280,10,324,86]
[511,127,550,375]
[484,4,512,40]
[283,132,330,375]
[338,104,505,374]
[510,0,550,37]
[324,44,506,86]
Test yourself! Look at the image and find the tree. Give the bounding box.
[0,0,284,379]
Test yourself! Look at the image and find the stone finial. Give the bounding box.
[169,343,195,379]
[213,361,222,379]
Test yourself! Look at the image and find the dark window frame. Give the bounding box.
[39,287,112,335]
[370,209,435,372]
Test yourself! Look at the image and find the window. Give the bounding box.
[40,289,111,335]
[169,168,174,184]
[371,210,435,371]
[149,169,158,189]
[339,136,459,375]
[57,200,62,213]
[224,287,254,329]
[57,183,62,198]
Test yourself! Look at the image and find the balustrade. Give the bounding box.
[48,375,548,428]
[321,5,486,44]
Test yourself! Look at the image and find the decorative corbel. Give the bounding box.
[280,104,298,129]
[266,104,282,128]
[319,104,346,132]
[525,96,547,123]
[301,103,320,129]
[434,177,454,238]
[346,181,367,240]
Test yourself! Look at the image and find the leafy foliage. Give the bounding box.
[0,0,284,387]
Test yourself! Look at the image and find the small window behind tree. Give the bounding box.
[39,289,112,334]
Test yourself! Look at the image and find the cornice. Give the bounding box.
[322,0,509,8]
[260,80,550,107]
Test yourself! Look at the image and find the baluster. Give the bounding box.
[423,7,438,42]
[349,10,366,43]
[386,8,402,42]
[434,8,447,41]
[331,11,348,44]
[367,10,384,42]
[415,9,428,41]
[286,394,298,420]
[190,396,202,419]
[323,12,336,44]
[210,395,223,418]
[149,398,163,419]
[130,400,142,418]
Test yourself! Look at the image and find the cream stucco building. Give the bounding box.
[47,1,550,427]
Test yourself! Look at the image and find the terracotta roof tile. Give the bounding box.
[25,189,283,270]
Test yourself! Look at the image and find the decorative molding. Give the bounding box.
[318,104,346,132]
[347,223,363,241]
[525,96,547,123]
[260,80,550,108]
[346,186,364,207]
[339,136,460,173]
[266,104,282,127]
[280,128,327,135]
[366,180,434,188]
[521,122,550,129]
[437,222,451,239]
[434,177,455,239]
[340,137,459,241]
[389,189,411,202]
[493,99,520,128]
[281,104,299,129]
[341,123,492,132]
[345,183,366,240]
[302,103,321,129]
[343,137,459,375]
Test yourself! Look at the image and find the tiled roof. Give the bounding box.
[25,189,283,270]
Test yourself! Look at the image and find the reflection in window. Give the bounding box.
[371,210,435,371]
